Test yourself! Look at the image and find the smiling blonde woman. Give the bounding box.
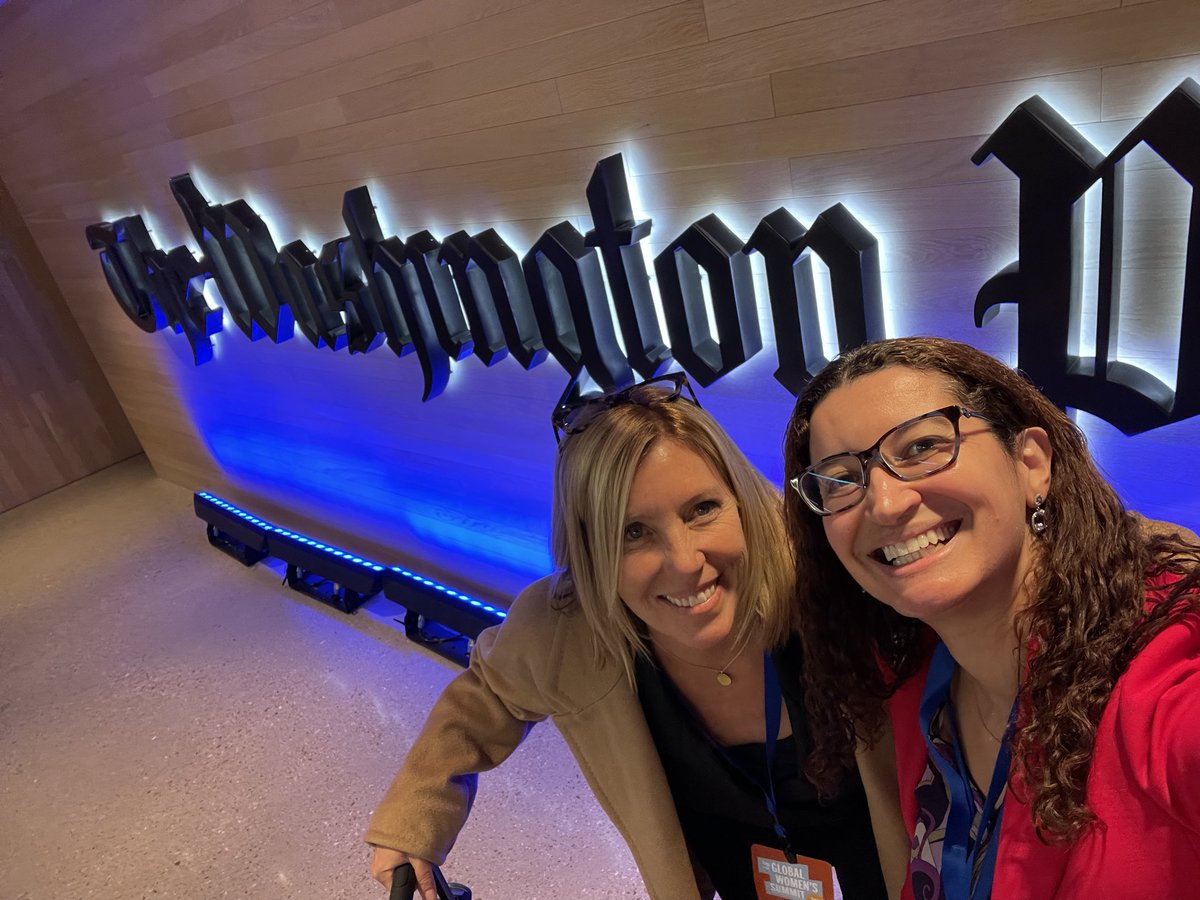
[366,374,889,900]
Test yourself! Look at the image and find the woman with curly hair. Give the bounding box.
[782,336,1200,900]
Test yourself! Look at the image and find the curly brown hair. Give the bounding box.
[782,336,1200,842]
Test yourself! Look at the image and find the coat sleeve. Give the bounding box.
[1109,610,1200,835]
[363,579,566,863]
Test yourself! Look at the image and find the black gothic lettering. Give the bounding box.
[584,155,672,380]
[148,245,222,365]
[165,137,1200,423]
[85,218,166,334]
[341,186,414,357]
[523,220,634,390]
[744,209,821,393]
[170,175,293,343]
[373,236,451,401]
[85,217,220,363]
[654,213,762,387]
[87,159,893,402]
[276,240,349,351]
[974,79,1200,434]
[465,229,548,371]
[317,237,386,355]
[804,204,885,355]
[437,231,508,367]
[404,230,474,361]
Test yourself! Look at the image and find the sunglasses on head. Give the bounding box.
[551,371,700,446]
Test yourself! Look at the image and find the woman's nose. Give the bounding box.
[862,465,920,523]
[661,529,704,573]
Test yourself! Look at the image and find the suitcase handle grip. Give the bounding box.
[389,862,460,900]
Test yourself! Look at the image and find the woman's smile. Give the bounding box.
[661,579,720,608]
[617,439,746,659]
[809,367,1046,627]
[870,521,961,567]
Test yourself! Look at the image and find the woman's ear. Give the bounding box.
[1017,426,1053,504]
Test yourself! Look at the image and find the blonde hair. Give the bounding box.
[550,387,796,685]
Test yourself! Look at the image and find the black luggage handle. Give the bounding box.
[389,862,472,900]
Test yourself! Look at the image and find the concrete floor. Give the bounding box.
[0,457,643,899]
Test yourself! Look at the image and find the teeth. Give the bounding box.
[880,525,956,566]
[664,584,717,608]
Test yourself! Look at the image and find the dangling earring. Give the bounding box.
[1030,494,1048,535]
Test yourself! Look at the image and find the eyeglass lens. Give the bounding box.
[802,410,961,513]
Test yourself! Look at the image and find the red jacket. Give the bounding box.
[888,599,1200,899]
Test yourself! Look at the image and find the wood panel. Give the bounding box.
[0,0,1197,576]
[554,0,1118,112]
[629,71,1101,173]
[701,0,881,41]
[0,177,142,512]
[768,0,1200,117]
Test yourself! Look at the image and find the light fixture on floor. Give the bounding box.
[193,492,506,659]
[194,492,269,566]
[195,492,383,612]
[266,526,385,614]
[384,567,507,665]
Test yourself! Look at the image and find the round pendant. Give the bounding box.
[716,672,733,686]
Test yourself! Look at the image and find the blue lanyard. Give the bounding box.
[761,653,792,859]
[918,643,1016,900]
[708,654,794,861]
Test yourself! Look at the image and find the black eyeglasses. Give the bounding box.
[551,372,700,446]
[790,405,996,515]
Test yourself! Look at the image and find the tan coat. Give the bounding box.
[364,577,708,899]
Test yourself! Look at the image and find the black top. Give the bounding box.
[636,637,887,900]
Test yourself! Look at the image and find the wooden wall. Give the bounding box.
[1,0,1198,596]
[0,175,141,512]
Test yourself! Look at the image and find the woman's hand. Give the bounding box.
[369,846,440,900]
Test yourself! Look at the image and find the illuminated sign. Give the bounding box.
[85,155,883,400]
[975,78,1200,434]
[86,82,1200,434]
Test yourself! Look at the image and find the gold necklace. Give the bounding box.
[959,675,1011,743]
[973,692,1006,743]
[655,640,746,686]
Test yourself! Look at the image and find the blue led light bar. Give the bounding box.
[383,565,507,642]
[193,491,269,565]
[193,492,507,632]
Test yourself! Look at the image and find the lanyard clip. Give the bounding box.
[773,822,796,864]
